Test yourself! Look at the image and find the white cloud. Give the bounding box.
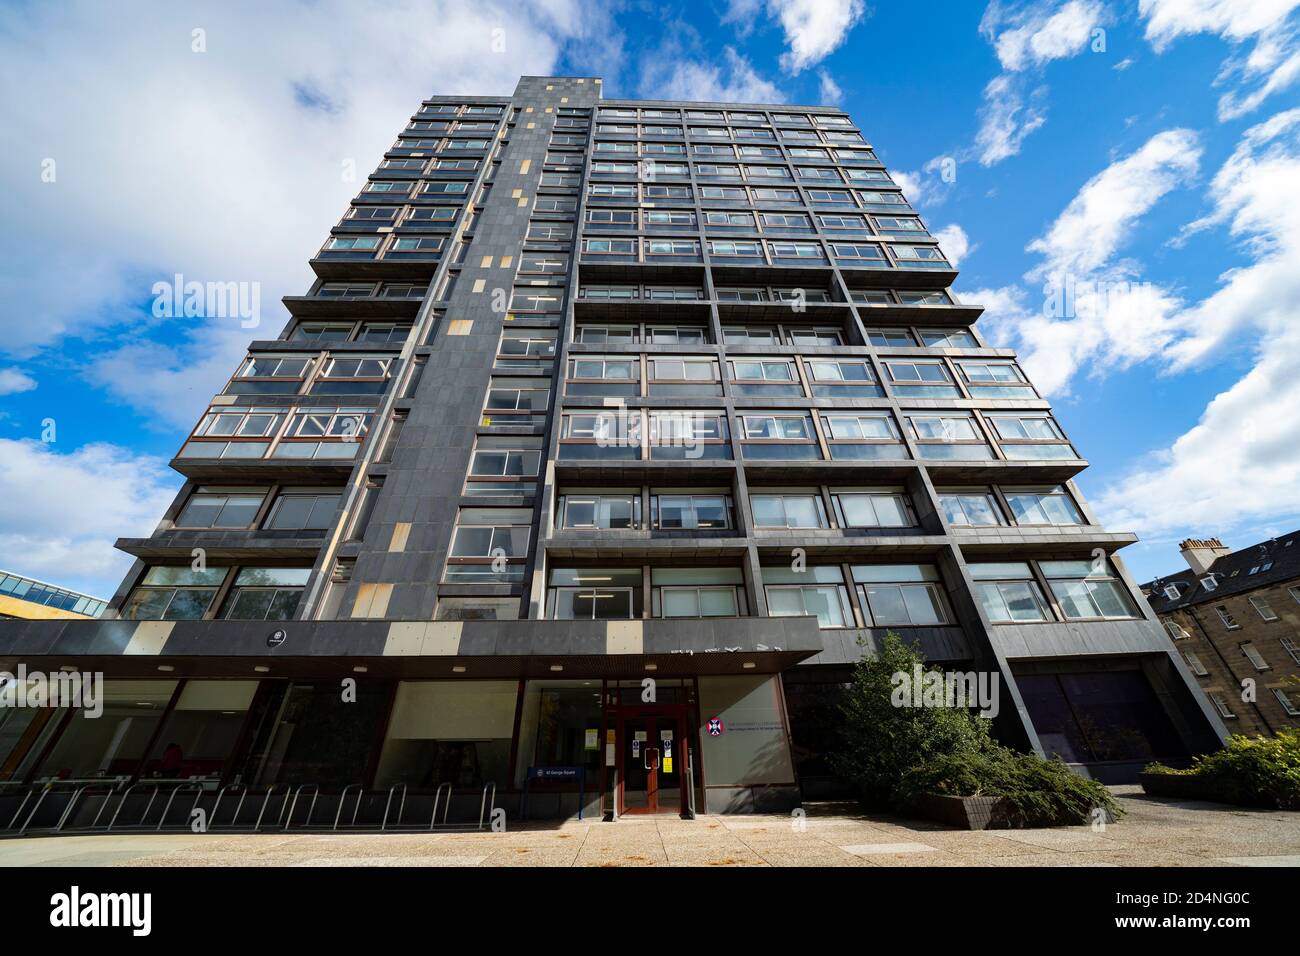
[1094,323,1300,536]
[891,169,924,203]
[1163,108,1300,369]
[725,0,866,74]
[1026,128,1201,278]
[972,2,1108,164]
[1113,56,1135,70]
[986,0,1108,71]
[818,69,844,104]
[0,369,37,396]
[0,0,608,378]
[639,47,785,104]
[774,0,867,73]
[976,107,1300,545]
[974,74,1047,166]
[978,280,1184,396]
[1138,0,1300,119]
[964,130,1201,397]
[0,439,179,599]
[1139,0,1300,50]
[934,224,973,267]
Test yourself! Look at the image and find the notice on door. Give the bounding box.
[584,728,599,751]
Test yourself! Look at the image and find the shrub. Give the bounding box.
[831,633,996,807]
[1144,731,1300,810]
[832,633,1121,826]
[899,748,1122,827]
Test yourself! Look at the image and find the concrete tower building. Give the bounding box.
[0,77,1226,824]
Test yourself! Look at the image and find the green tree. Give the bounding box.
[832,633,995,806]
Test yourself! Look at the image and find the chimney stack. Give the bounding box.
[1179,537,1232,575]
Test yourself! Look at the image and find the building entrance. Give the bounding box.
[615,706,688,816]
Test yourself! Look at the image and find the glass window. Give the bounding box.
[221,567,310,620]
[264,490,341,531]
[653,494,731,530]
[376,681,518,789]
[512,680,603,788]
[866,328,916,346]
[1004,487,1084,526]
[175,487,266,529]
[1040,560,1136,621]
[557,493,640,530]
[751,493,828,529]
[939,490,1005,527]
[833,491,914,528]
[852,564,948,626]
[121,567,228,620]
[652,568,744,618]
[139,681,259,781]
[763,566,852,628]
[968,562,1051,623]
[32,680,178,781]
[549,568,643,619]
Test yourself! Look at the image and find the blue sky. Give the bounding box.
[2,0,1299,598]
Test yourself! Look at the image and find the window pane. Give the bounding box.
[163,589,217,620]
[865,585,908,625]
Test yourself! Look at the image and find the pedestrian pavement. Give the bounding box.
[1,787,1297,867]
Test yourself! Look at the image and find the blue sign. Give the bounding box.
[531,767,583,781]
[521,765,586,821]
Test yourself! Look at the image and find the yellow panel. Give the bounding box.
[519,159,531,174]
[472,278,486,293]
[448,319,473,335]
[389,523,411,553]
[0,594,93,620]
[481,255,494,268]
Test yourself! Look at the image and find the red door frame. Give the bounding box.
[613,703,688,816]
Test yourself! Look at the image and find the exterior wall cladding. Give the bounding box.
[0,76,1228,820]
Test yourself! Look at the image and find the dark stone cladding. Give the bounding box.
[0,616,822,680]
[0,75,1231,768]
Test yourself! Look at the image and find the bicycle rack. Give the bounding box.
[254,785,290,832]
[157,785,206,831]
[88,782,131,831]
[56,783,118,833]
[107,783,160,831]
[478,782,497,831]
[16,781,87,835]
[381,784,407,830]
[333,784,365,831]
[285,784,320,829]
[5,788,37,832]
[1,778,507,835]
[209,785,239,830]
[429,782,452,829]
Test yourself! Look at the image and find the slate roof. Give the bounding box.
[1141,530,1300,613]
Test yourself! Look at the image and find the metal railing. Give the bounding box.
[1,778,501,835]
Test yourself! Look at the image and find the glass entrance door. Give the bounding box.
[618,713,684,815]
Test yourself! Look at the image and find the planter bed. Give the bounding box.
[1138,771,1298,810]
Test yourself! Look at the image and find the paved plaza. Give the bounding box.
[1,788,1297,867]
